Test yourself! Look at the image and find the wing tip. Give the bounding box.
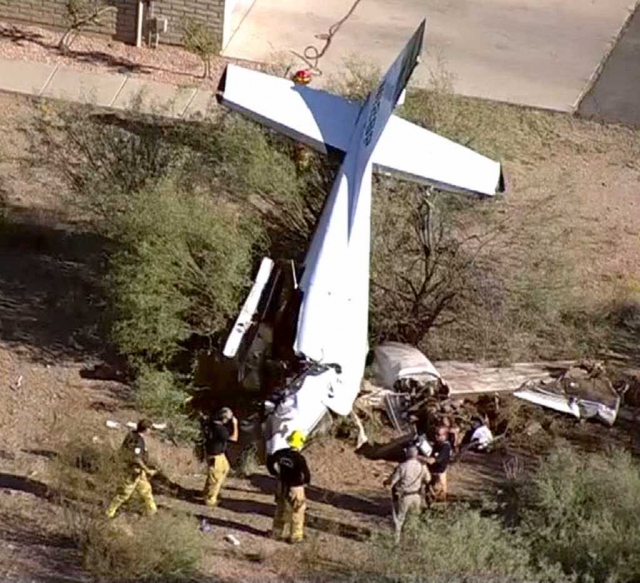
[216,65,229,104]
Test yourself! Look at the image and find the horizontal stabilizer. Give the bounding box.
[219,65,503,196]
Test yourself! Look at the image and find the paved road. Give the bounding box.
[223,0,635,112]
[577,3,640,127]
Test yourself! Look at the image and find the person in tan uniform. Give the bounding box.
[267,430,311,544]
[107,419,158,518]
[384,446,430,542]
[203,407,238,507]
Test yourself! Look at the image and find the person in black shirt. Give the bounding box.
[203,407,238,507]
[425,426,452,505]
[107,419,158,518]
[267,430,310,543]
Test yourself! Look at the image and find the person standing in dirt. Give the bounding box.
[107,418,158,518]
[267,430,311,544]
[425,426,452,505]
[202,407,238,507]
[384,446,431,542]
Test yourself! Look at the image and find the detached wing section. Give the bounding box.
[219,64,504,197]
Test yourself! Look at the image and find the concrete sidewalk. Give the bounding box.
[223,0,636,113]
[0,58,215,118]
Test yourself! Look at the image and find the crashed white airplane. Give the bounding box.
[218,20,504,453]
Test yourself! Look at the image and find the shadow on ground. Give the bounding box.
[0,204,110,363]
[156,473,372,541]
[0,23,202,80]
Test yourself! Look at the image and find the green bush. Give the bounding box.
[108,181,260,365]
[29,102,188,228]
[81,513,201,581]
[363,507,569,583]
[523,447,640,583]
[134,366,198,442]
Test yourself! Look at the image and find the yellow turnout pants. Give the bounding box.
[428,471,448,504]
[204,453,230,507]
[107,470,157,518]
[272,481,306,542]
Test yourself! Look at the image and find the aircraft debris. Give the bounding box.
[106,420,167,431]
[224,534,241,547]
[9,375,23,391]
[514,361,620,426]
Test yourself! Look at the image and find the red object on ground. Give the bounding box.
[292,69,312,85]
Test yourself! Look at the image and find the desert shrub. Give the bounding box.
[52,437,125,503]
[189,114,326,258]
[28,102,189,229]
[523,447,640,583]
[235,443,261,478]
[363,507,569,583]
[326,57,381,102]
[80,513,201,581]
[134,366,198,442]
[107,181,260,365]
[182,18,219,78]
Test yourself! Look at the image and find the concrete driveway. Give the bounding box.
[223,0,636,112]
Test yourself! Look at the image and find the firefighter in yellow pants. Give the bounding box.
[267,430,311,544]
[107,419,158,518]
[202,407,238,507]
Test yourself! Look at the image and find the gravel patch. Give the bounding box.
[0,20,263,89]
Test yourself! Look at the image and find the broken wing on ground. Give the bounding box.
[514,362,621,426]
[219,64,504,196]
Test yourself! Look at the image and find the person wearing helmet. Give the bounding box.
[202,407,238,507]
[107,418,158,518]
[266,430,311,543]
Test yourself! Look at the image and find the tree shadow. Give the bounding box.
[69,49,147,75]
[157,473,372,541]
[0,471,53,501]
[0,21,202,81]
[0,205,110,364]
[0,23,48,47]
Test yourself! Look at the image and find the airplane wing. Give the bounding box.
[219,64,503,197]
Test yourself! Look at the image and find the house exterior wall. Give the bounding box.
[0,0,224,48]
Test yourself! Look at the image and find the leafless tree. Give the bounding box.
[58,0,116,54]
[370,188,506,346]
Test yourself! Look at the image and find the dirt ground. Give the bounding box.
[0,74,640,582]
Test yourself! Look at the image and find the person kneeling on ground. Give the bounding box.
[267,430,311,544]
[203,407,238,508]
[462,416,494,452]
[384,445,430,543]
[107,418,158,518]
[425,426,452,505]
